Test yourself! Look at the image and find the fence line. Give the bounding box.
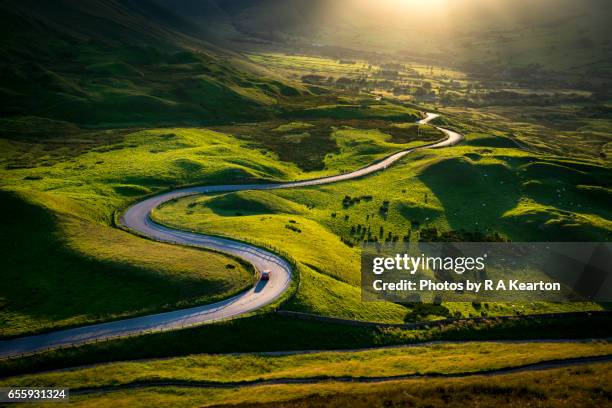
[275,310,612,329]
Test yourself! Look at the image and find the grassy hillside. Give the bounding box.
[153,115,610,322]
[3,313,611,378]
[3,338,610,406]
[0,114,445,335]
[0,0,304,128]
[214,114,438,172]
[0,126,306,337]
[0,190,254,338]
[450,0,612,73]
[3,340,610,389]
[440,105,612,163]
[73,363,610,407]
[32,362,607,407]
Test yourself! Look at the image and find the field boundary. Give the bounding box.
[69,354,612,395]
[275,310,612,329]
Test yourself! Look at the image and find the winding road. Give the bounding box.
[0,113,463,359]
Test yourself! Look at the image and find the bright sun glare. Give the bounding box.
[393,0,449,10]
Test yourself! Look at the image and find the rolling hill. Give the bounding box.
[0,0,303,129]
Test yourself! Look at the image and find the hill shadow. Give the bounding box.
[417,157,522,233]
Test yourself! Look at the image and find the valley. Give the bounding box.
[0,1,611,406]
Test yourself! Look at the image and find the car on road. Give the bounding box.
[260,270,271,281]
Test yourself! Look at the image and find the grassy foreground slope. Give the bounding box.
[84,363,610,408]
[0,190,254,338]
[3,340,610,389]
[0,126,305,338]
[3,313,611,377]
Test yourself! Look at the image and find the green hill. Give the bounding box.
[204,191,307,216]
[0,0,303,129]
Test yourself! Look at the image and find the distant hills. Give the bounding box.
[1,0,206,47]
[1,0,611,131]
[0,0,303,128]
[156,0,612,75]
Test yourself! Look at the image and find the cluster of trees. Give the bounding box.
[300,74,369,91]
[419,227,507,242]
[300,61,426,94]
[342,223,407,247]
[438,89,592,108]
[339,220,508,248]
[342,195,373,208]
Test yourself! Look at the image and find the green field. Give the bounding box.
[4,312,611,378]
[1,2,612,406]
[0,190,255,338]
[3,340,610,389]
[213,117,440,172]
[3,99,608,334]
[2,2,610,335]
[0,112,449,335]
[0,126,303,337]
[55,363,609,408]
[152,122,611,322]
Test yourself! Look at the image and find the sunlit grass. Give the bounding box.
[154,131,609,322]
[3,340,609,389]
